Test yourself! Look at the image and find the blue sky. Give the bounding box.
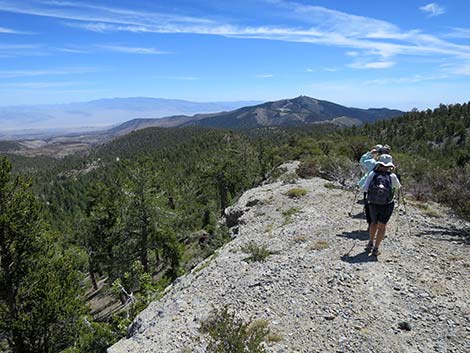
[1,0,470,109]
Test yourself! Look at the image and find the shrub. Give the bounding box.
[282,207,300,225]
[285,187,307,198]
[323,182,341,190]
[435,165,470,220]
[241,242,273,262]
[266,332,283,343]
[311,240,329,251]
[279,172,298,184]
[296,160,317,178]
[267,166,288,182]
[315,154,360,188]
[200,306,271,353]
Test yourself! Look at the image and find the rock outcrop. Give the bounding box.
[109,162,469,353]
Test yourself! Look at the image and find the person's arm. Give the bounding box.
[391,173,401,190]
[359,151,372,167]
[362,171,375,191]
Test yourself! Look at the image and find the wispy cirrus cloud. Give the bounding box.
[56,47,90,54]
[56,44,171,55]
[440,62,470,76]
[306,67,338,72]
[0,26,34,34]
[0,0,212,28]
[365,74,450,85]
[0,81,86,88]
[0,67,99,78]
[1,0,470,71]
[348,61,396,69]
[419,3,446,17]
[256,74,274,78]
[0,43,45,57]
[445,27,470,39]
[97,45,171,55]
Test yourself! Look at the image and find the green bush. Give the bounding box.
[296,159,317,178]
[241,242,273,262]
[435,165,470,220]
[279,172,298,184]
[282,207,300,225]
[285,187,307,198]
[315,154,360,187]
[200,306,271,353]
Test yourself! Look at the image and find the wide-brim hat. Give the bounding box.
[379,144,391,154]
[376,154,394,168]
[371,144,383,152]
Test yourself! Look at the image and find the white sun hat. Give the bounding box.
[380,144,391,154]
[376,154,395,168]
[371,144,383,153]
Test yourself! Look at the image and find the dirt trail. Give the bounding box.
[109,162,469,353]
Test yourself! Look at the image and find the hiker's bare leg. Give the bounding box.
[374,223,387,249]
[369,223,378,244]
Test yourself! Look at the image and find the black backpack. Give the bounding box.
[367,172,393,205]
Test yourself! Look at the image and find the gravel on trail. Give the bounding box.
[109,162,470,353]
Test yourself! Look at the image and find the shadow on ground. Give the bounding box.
[341,251,378,264]
[350,211,366,220]
[415,225,470,245]
[337,230,369,240]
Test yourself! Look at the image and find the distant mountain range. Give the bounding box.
[108,96,404,136]
[0,96,404,157]
[0,97,262,135]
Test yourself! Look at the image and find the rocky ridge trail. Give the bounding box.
[109,162,469,353]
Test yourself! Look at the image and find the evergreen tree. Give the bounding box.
[0,157,85,353]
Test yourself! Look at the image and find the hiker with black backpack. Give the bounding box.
[362,154,401,256]
[358,144,383,225]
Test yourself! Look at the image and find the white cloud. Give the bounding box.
[306,67,337,72]
[365,74,449,85]
[0,81,85,88]
[256,74,274,78]
[346,51,359,57]
[445,27,470,39]
[0,26,34,34]
[57,47,90,54]
[348,61,396,69]
[0,43,46,57]
[0,67,99,78]
[1,0,470,69]
[419,3,446,17]
[441,63,470,75]
[97,45,171,55]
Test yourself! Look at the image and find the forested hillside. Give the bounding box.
[0,102,469,353]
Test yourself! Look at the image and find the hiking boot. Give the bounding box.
[372,247,380,256]
[364,242,374,252]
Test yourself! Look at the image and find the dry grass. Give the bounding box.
[282,207,300,225]
[310,240,329,251]
[266,332,283,343]
[292,234,309,243]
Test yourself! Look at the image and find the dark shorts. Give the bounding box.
[368,202,394,224]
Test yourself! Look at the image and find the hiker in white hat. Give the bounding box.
[361,154,401,256]
[357,144,383,226]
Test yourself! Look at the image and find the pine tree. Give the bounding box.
[0,156,85,353]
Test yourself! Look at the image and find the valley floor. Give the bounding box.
[109,162,469,353]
